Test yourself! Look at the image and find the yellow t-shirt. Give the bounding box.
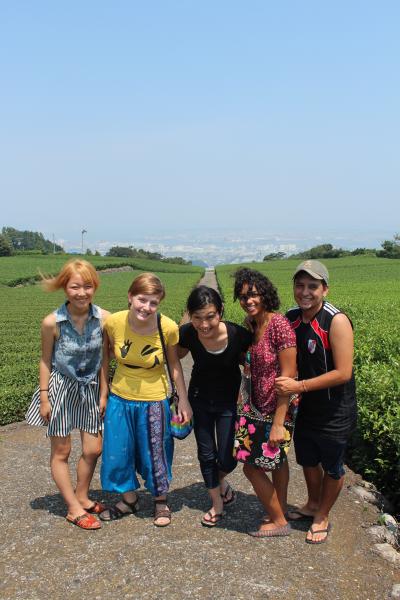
[104,311,179,401]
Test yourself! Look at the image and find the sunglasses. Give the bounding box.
[238,291,260,303]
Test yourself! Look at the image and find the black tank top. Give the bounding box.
[286,301,357,438]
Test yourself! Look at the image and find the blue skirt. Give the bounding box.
[101,393,174,497]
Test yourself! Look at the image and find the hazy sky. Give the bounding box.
[1,1,399,248]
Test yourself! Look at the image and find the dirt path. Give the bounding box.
[1,268,398,599]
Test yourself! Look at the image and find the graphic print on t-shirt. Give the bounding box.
[119,338,161,369]
[120,339,132,358]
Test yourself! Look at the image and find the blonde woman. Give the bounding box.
[26,259,109,530]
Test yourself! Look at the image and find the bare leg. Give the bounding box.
[272,461,289,513]
[50,436,85,519]
[219,470,235,504]
[306,473,344,542]
[243,463,287,531]
[202,486,225,524]
[287,464,323,520]
[75,431,102,507]
[303,464,323,509]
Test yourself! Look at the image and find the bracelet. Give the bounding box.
[40,388,49,392]
[302,380,308,393]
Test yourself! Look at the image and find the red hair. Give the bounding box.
[128,272,165,300]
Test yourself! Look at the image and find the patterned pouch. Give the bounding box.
[233,352,297,471]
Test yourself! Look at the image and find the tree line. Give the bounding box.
[263,235,400,261]
[0,227,63,256]
[0,227,190,264]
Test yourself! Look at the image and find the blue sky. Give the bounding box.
[1,1,399,249]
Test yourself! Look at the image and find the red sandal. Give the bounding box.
[66,513,101,530]
[83,501,106,515]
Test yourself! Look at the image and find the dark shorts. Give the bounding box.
[294,428,348,480]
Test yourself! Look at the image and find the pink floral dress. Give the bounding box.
[234,313,299,470]
[250,313,297,417]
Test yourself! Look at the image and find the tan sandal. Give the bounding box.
[153,499,171,527]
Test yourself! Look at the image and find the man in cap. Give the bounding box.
[275,260,357,544]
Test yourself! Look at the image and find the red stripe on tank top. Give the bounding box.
[310,319,330,350]
[291,317,302,329]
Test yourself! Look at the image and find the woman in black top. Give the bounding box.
[178,286,252,527]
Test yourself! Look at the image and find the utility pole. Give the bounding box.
[53,234,55,254]
[81,229,87,254]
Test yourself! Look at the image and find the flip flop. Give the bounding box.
[66,513,101,530]
[201,511,225,528]
[221,483,236,506]
[248,524,291,538]
[286,508,314,521]
[306,522,332,544]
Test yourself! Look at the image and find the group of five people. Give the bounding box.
[26,258,356,543]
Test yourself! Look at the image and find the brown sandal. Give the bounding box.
[153,499,171,527]
[99,496,139,521]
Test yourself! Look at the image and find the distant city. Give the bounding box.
[60,228,393,267]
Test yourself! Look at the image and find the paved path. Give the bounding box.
[1,269,399,599]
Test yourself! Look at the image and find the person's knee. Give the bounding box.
[325,465,345,480]
[218,456,236,475]
[51,439,71,461]
[82,446,102,463]
[197,446,216,465]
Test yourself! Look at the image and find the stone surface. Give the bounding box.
[382,513,399,532]
[368,526,397,545]
[373,544,400,566]
[391,583,400,599]
[350,485,380,506]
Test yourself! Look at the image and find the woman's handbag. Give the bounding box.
[234,351,298,470]
[157,314,193,440]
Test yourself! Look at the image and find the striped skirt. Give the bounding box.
[25,370,103,437]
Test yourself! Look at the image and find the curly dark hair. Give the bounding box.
[233,267,280,311]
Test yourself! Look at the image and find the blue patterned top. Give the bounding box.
[53,302,103,384]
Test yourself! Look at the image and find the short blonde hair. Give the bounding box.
[128,272,165,300]
[42,259,100,292]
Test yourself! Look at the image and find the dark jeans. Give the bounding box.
[193,406,237,489]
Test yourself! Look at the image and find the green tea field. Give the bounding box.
[1,254,399,507]
[0,254,203,286]
[0,257,203,425]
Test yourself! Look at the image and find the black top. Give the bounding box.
[179,321,252,411]
[286,301,357,439]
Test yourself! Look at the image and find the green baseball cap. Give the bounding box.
[293,260,329,285]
